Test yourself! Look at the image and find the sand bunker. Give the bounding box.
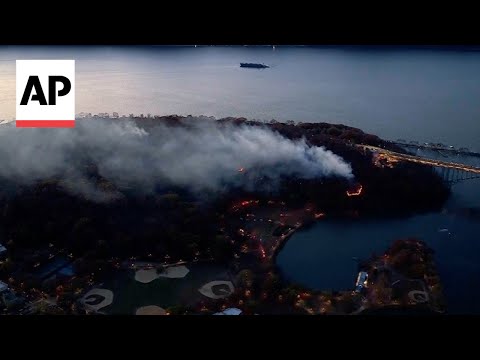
[135,265,190,283]
[158,265,190,279]
[198,280,234,299]
[135,269,159,283]
[81,288,113,311]
[136,305,167,315]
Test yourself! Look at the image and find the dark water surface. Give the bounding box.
[1,46,480,150]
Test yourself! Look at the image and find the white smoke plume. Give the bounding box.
[0,117,353,200]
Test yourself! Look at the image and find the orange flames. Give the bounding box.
[240,199,259,207]
[346,184,363,197]
[231,199,259,212]
[259,245,266,259]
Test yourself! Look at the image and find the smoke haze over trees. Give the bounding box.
[0,117,353,200]
[0,116,450,281]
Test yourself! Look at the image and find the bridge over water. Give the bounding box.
[359,145,480,185]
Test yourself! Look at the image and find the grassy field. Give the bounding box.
[101,263,232,314]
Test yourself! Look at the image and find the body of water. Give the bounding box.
[1,45,480,150]
[277,147,480,314]
[276,196,480,313]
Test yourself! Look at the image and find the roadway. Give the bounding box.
[358,145,480,175]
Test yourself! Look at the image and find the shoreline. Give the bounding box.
[268,223,305,262]
[265,205,446,265]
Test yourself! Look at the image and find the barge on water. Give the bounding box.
[240,63,269,69]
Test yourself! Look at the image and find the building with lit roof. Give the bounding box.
[355,271,368,293]
[213,308,242,315]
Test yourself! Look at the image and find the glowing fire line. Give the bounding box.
[346,184,363,197]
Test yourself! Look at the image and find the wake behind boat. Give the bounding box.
[240,63,269,69]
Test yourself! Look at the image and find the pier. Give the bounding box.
[389,140,480,158]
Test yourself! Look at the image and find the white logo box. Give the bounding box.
[16,60,75,128]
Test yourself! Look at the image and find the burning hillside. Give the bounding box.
[0,117,353,201]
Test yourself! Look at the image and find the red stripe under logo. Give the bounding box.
[16,120,75,128]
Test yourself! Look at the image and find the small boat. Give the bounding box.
[240,63,269,69]
[438,228,449,233]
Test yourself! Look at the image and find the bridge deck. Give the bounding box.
[359,145,480,174]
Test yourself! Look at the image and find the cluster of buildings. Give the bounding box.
[0,243,25,312]
[0,280,23,312]
[0,243,6,258]
[75,112,158,119]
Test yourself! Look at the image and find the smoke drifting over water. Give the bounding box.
[0,118,353,200]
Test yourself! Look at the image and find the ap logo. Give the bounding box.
[16,60,75,128]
